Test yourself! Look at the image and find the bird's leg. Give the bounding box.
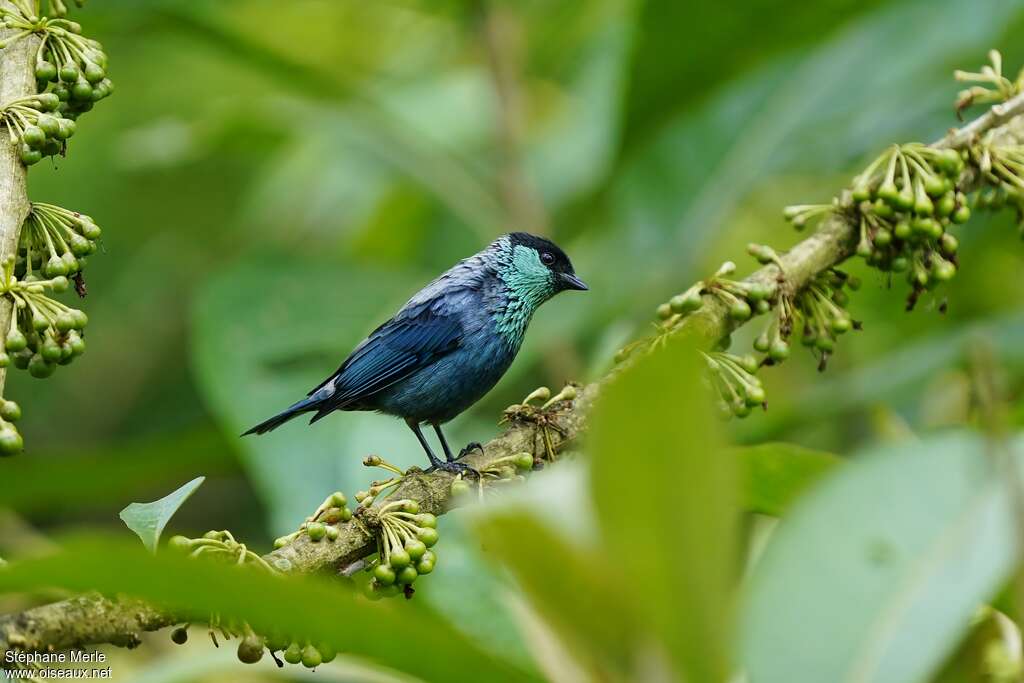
[405,420,477,477]
[431,423,484,461]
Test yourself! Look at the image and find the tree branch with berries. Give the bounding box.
[3,45,1024,675]
[0,0,111,457]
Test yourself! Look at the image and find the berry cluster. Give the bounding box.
[272,492,352,548]
[363,500,438,600]
[0,0,112,138]
[19,201,99,277]
[170,620,339,670]
[0,94,75,165]
[954,49,1022,117]
[167,529,279,574]
[970,141,1024,235]
[828,143,967,308]
[703,351,765,418]
[0,2,109,457]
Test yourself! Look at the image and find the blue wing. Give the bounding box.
[306,301,464,422]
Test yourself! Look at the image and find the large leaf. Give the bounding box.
[590,340,736,682]
[617,0,889,159]
[734,443,842,516]
[119,477,206,553]
[0,535,539,683]
[741,432,1023,683]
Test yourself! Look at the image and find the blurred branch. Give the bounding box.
[0,6,39,399]
[4,87,1024,663]
[479,1,548,234]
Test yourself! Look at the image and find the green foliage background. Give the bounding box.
[5,0,1024,681]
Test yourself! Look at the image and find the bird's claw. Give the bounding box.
[457,441,484,458]
[429,460,480,479]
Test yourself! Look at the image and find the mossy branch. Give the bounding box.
[3,87,1024,661]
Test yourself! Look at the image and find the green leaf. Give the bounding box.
[733,442,841,516]
[617,0,889,159]
[589,341,736,682]
[0,535,539,683]
[119,477,206,553]
[472,512,637,680]
[741,432,1022,683]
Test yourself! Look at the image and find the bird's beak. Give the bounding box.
[560,272,589,291]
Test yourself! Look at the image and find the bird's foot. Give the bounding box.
[456,441,484,459]
[427,459,480,479]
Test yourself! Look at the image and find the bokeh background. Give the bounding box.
[5,0,1024,680]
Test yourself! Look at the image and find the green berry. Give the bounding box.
[389,548,411,569]
[415,513,437,528]
[283,642,302,665]
[755,299,770,315]
[22,125,45,149]
[36,113,59,137]
[306,522,326,541]
[951,205,970,224]
[729,299,751,321]
[768,338,790,361]
[19,145,41,166]
[893,220,911,240]
[237,635,264,664]
[170,627,188,645]
[815,336,835,353]
[264,631,291,652]
[71,309,88,329]
[71,80,93,102]
[58,63,79,83]
[28,353,56,378]
[402,500,419,514]
[754,332,770,353]
[373,563,396,586]
[873,228,892,247]
[932,260,956,282]
[167,535,191,552]
[5,329,27,353]
[35,61,57,81]
[891,256,909,272]
[831,316,852,334]
[35,93,60,112]
[44,255,68,277]
[55,118,75,140]
[83,62,104,84]
[936,192,956,217]
[405,538,427,561]
[0,352,9,368]
[416,558,435,575]
[397,566,419,585]
[301,645,322,669]
[940,233,958,255]
[416,527,439,547]
[41,337,61,363]
[316,642,337,664]
[656,303,672,320]
[450,479,471,497]
[0,427,22,456]
[52,84,70,102]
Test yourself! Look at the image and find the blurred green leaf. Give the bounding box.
[473,512,636,680]
[119,477,206,553]
[590,341,736,682]
[0,535,539,683]
[734,443,842,516]
[741,432,1022,683]
[618,0,888,159]
[0,429,235,515]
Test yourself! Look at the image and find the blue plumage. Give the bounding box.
[243,232,587,472]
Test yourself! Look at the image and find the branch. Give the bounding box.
[3,89,1024,660]
[0,4,39,399]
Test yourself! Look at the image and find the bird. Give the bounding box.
[242,232,587,474]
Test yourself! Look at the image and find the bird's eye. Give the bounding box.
[540,251,555,266]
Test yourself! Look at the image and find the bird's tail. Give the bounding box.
[241,396,320,436]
